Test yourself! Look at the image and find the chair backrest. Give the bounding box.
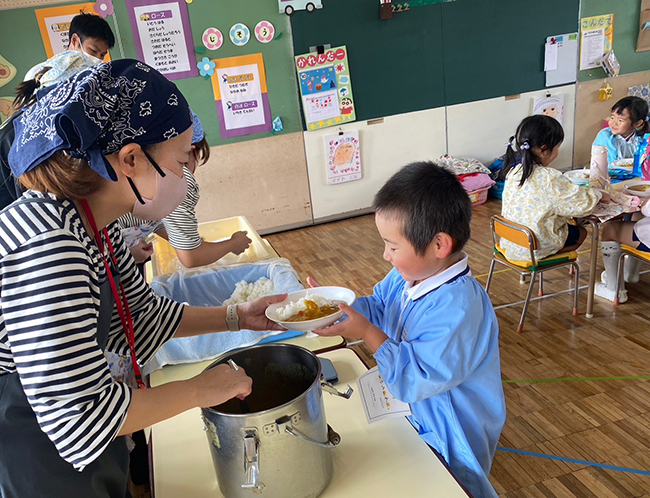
[491,215,538,257]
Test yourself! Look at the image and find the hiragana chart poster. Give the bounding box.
[210,53,272,138]
[126,0,197,80]
[295,45,355,131]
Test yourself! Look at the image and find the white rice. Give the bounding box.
[275,292,335,321]
[223,277,275,306]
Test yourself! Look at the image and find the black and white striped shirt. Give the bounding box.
[0,191,184,471]
[119,166,202,251]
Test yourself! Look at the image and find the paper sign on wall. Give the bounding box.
[325,130,361,185]
[210,53,272,138]
[35,3,108,59]
[295,46,355,131]
[637,0,650,52]
[544,33,578,87]
[580,14,614,70]
[533,94,564,125]
[126,0,197,80]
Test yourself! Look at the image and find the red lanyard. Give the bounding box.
[79,199,146,390]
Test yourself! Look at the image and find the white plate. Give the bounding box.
[610,159,634,172]
[265,286,356,332]
[563,169,590,186]
[624,180,650,198]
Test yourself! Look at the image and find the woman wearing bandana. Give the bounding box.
[0,60,284,497]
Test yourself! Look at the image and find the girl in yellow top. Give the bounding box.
[500,115,602,262]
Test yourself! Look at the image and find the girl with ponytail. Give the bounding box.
[499,115,602,262]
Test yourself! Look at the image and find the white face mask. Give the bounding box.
[72,36,104,66]
[78,48,104,66]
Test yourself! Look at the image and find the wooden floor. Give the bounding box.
[267,198,650,498]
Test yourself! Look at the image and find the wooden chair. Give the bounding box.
[614,244,650,305]
[485,215,580,333]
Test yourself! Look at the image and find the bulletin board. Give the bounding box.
[0,0,303,146]
[579,0,650,81]
[290,0,580,120]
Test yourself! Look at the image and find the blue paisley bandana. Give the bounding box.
[9,59,192,181]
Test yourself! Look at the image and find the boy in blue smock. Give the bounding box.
[314,161,505,498]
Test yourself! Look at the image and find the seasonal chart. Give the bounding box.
[295,45,355,131]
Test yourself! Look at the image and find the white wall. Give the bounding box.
[302,107,448,221]
[447,85,576,171]
[194,132,312,231]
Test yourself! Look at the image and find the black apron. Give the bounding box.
[0,199,131,498]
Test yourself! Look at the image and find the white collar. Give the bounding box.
[403,252,470,301]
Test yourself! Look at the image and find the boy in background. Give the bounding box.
[24,12,115,80]
[314,161,505,498]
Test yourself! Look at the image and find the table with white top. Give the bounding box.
[149,347,471,498]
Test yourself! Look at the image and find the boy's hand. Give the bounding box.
[313,303,388,353]
[307,276,320,288]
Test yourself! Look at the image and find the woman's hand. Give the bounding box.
[307,276,320,288]
[130,240,154,263]
[239,293,288,331]
[191,363,253,408]
[229,231,252,255]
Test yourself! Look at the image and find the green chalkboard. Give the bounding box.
[0,0,303,146]
[0,6,51,98]
[441,0,580,105]
[291,0,579,120]
[579,0,650,81]
[291,0,446,122]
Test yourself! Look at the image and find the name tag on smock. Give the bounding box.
[357,367,412,424]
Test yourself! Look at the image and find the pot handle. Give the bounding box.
[283,424,341,449]
[320,379,354,399]
[241,432,261,490]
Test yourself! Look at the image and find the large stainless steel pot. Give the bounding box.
[200,344,351,498]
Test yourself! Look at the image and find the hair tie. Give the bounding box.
[520,141,530,150]
[505,141,513,148]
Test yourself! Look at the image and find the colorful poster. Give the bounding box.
[210,53,272,138]
[126,0,197,80]
[35,3,107,59]
[295,46,355,131]
[580,14,614,70]
[325,130,362,185]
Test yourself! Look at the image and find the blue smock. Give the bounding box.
[353,254,505,498]
[593,127,642,165]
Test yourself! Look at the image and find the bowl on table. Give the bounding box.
[610,158,634,172]
[563,168,590,186]
[624,180,650,198]
[265,286,356,332]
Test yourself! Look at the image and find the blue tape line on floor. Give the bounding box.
[497,447,650,476]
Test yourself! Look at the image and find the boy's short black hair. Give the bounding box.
[69,12,115,49]
[373,161,472,255]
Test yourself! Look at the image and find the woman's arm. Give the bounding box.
[119,362,252,435]
[175,293,287,337]
[175,231,251,268]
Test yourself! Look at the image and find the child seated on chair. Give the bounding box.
[500,115,602,263]
[596,201,650,303]
[593,96,649,166]
[312,161,505,498]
